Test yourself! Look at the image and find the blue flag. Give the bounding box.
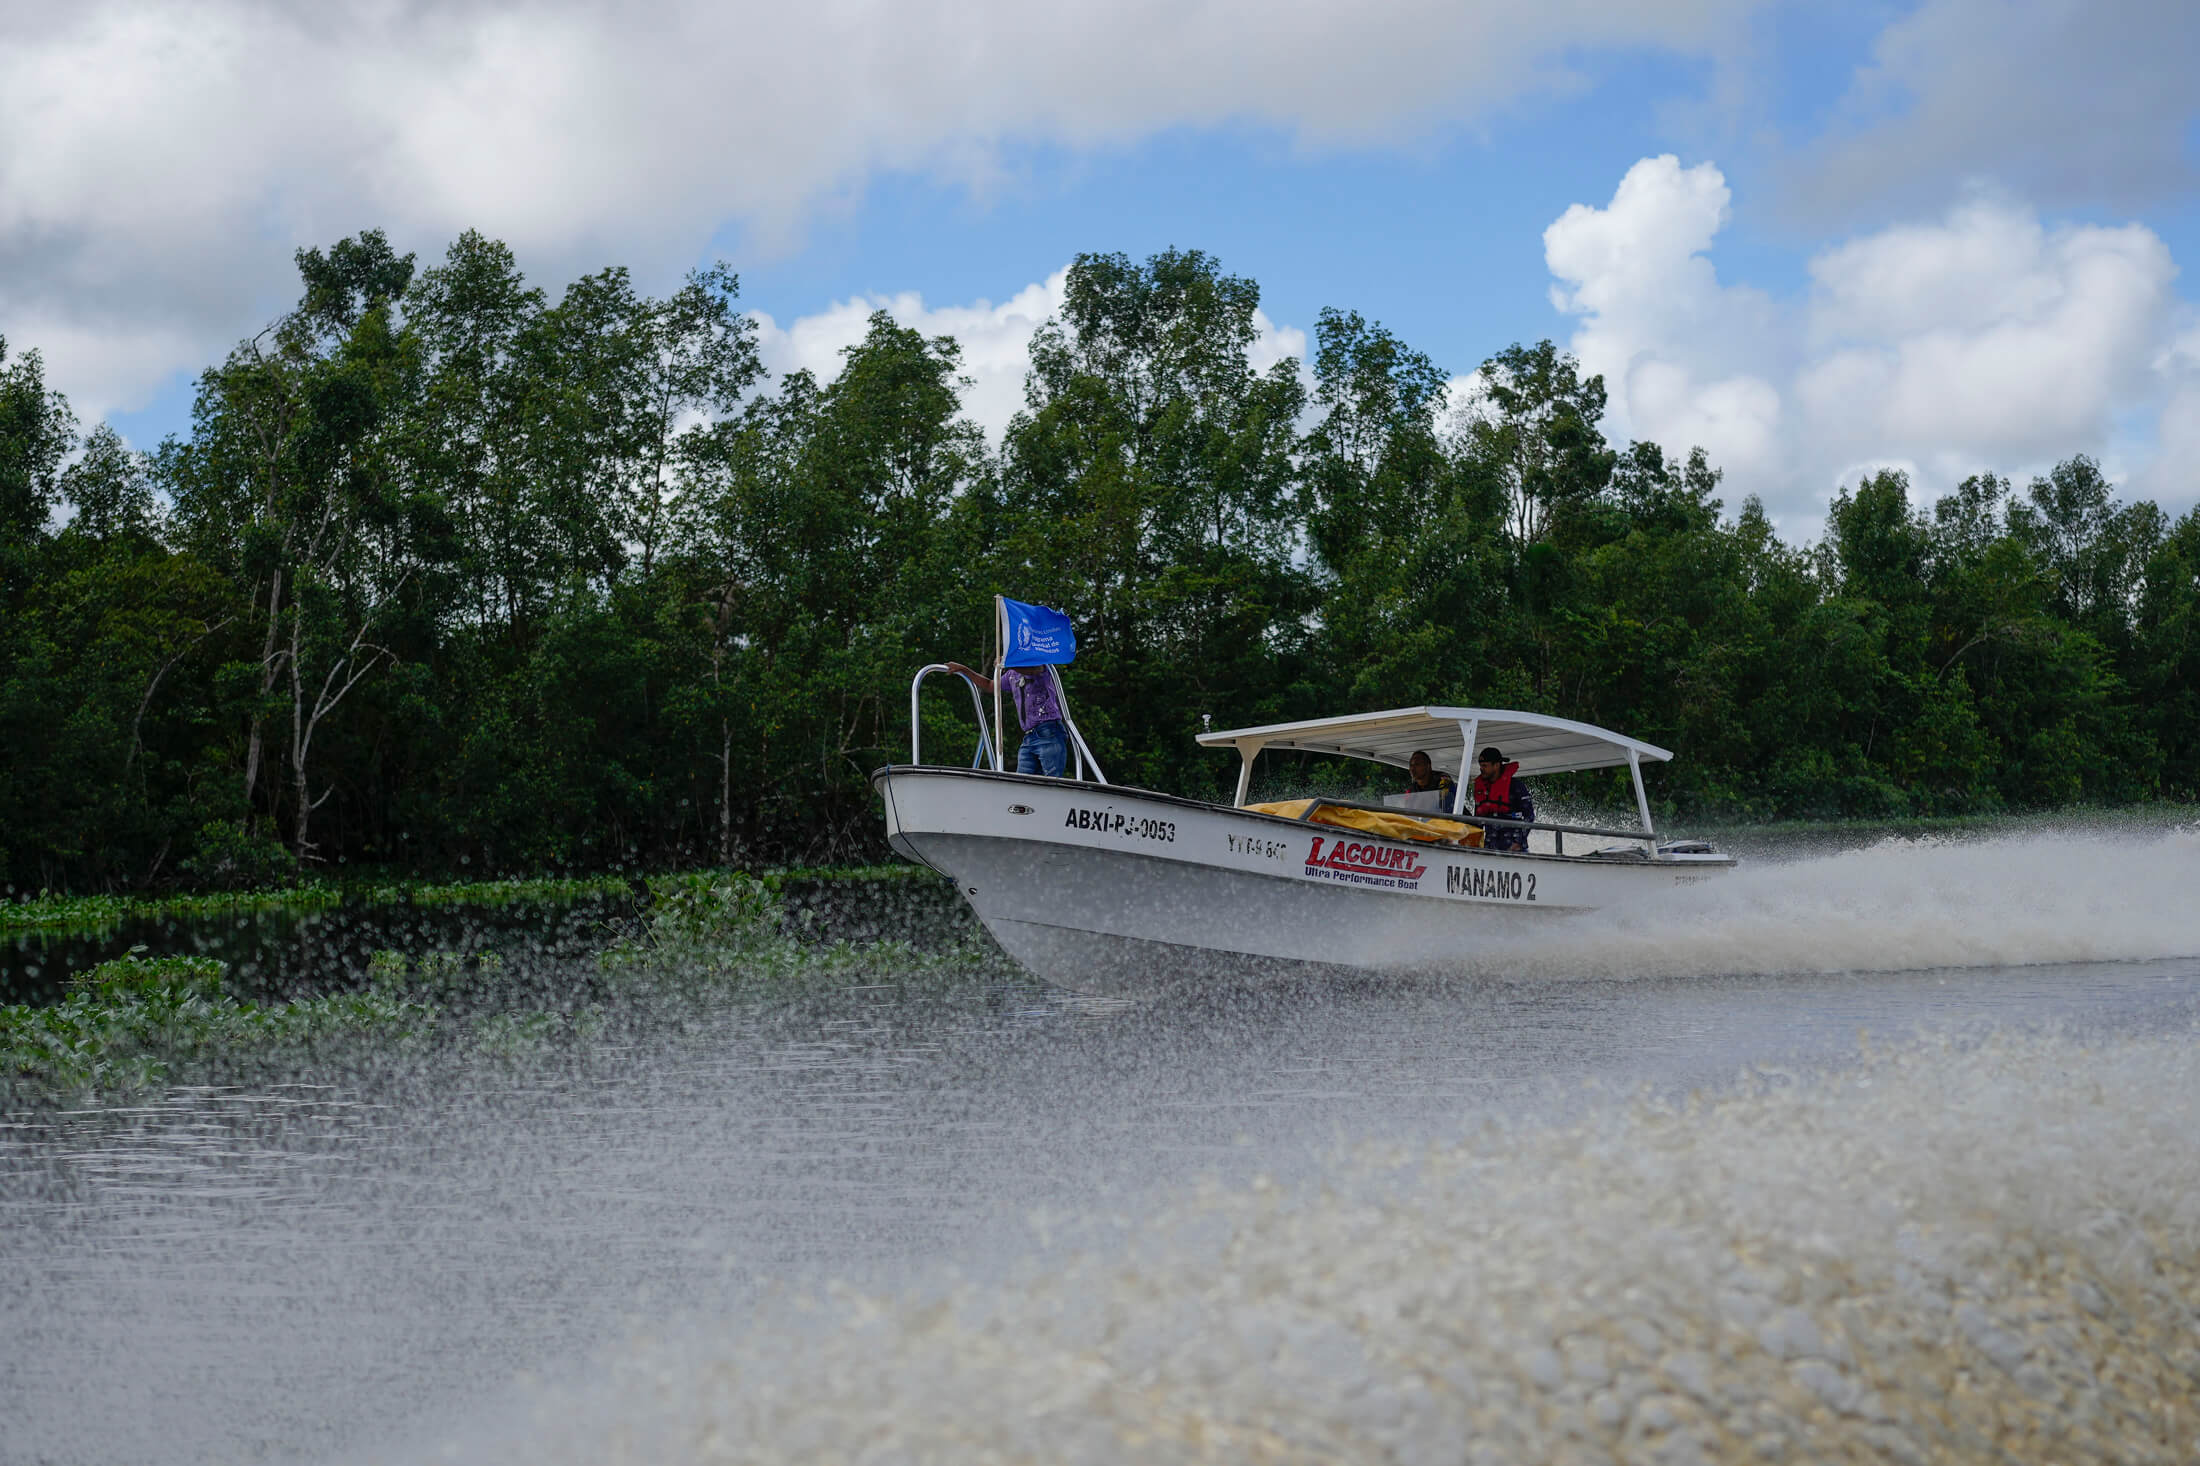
[1000,598,1076,667]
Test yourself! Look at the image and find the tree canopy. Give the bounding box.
[3,237,2195,891]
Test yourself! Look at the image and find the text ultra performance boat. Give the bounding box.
[877,684,1736,993]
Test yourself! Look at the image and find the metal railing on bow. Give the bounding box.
[908,664,996,769]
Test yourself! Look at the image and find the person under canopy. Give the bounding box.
[1403,749,1455,805]
[1472,746,1536,851]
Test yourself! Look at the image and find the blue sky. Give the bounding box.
[720,14,1895,352]
[10,0,2196,528]
[720,0,2196,388]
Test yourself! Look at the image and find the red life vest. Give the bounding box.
[1473,762,1519,820]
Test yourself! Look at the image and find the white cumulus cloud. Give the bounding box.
[2142,320,2200,506]
[0,0,1753,423]
[1543,154,1786,489]
[1798,199,2173,481]
[750,276,1069,443]
[1546,156,2194,528]
[750,270,1307,443]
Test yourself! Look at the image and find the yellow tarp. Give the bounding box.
[1245,799,1483,847]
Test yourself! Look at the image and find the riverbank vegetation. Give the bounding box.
[0,872,620,933]
[1,873,985,1103]
[5,235,2196,894]
[0,865,921,932]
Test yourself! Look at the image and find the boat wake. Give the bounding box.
[376,1027,2200,1465]
[1419,822,2200,981]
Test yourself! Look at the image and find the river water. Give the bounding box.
[3,823,2198,1464]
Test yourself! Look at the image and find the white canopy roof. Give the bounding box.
[1196,707,1671,778]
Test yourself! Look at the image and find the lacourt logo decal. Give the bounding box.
[1304,835,1427,890]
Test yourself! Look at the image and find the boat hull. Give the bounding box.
[875,766,1732,994]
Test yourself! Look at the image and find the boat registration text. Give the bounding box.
[1064,807,1176,843]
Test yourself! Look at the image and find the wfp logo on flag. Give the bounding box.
[1001,598,1076,667]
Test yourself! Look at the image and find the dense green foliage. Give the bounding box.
[4,238,2196,893]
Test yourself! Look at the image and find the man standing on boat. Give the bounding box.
[1472,747,1536,851]
[945,597,1088,779]
[942,661,1069,776]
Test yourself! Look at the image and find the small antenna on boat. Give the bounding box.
[1202,713,1212,732]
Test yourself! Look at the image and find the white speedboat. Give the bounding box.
[877,670,1735,992]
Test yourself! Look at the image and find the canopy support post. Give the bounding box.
[990,596,1006,772]
[1629,748,1656,853]
[1452,718,1479,817]
[1233,743,1259,807]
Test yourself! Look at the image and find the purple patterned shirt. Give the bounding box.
[1002,665,1064,732]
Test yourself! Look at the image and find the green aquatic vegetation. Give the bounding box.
[359,947,512,1006]
[0,892,128,929]
[468,1009,567,1063]
[0,873,630,934]
[596,873,798,1003]
[364,874,637,907]
[0,866,915,935]
[71,952,225,1002]
[0,884,345,932]
[608,872,784,961]
[418,949,466,980]
[582,866,954,985]
[4,873,990,1104]
[0,953,429,1099]
[756,865,935,889]
[598,870,994,1004]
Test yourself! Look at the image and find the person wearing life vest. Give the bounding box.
[1472,746,1536,852]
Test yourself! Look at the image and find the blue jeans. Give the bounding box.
[1016,719,1069,777]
